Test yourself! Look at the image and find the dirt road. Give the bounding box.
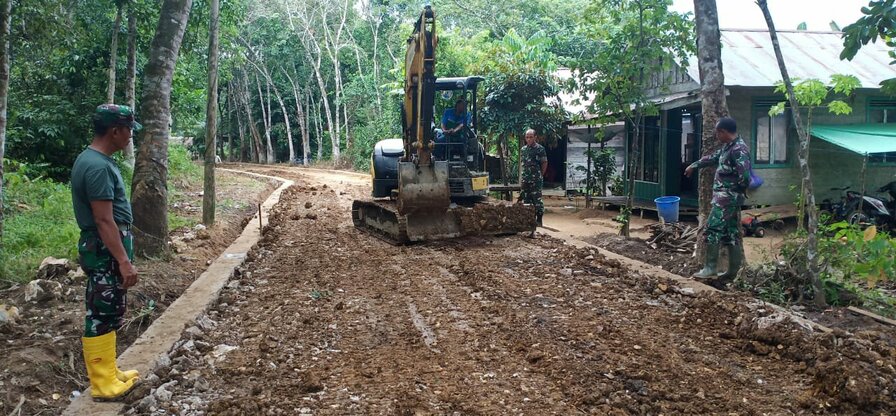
[127,166,896,415]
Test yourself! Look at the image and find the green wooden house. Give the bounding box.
[630,29,896,209]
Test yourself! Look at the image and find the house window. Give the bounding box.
[754,107,789,166]
[870,152,896,164]
[868,98,896,123]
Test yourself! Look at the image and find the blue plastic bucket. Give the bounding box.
[654,196,681,223]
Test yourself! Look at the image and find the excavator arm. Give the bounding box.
[395,5,450,215]
[403,5,437,166]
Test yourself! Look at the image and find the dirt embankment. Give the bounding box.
[119,167,896,415]
[0,170,277,416]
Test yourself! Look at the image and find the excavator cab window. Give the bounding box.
[434,88,475,163]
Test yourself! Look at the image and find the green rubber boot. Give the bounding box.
[693,243,720,280]
[718,246,743,281]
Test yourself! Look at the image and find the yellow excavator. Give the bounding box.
[351,5,535,244]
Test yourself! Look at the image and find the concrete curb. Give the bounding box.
[63,169,293,415]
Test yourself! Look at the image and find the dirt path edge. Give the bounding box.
[540,227,831,334]
[62,169,293,416]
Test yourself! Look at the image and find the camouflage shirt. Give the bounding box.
[689,136,752,206]
[520,143,547,183]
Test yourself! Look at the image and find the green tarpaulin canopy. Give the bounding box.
[811,124,896,155]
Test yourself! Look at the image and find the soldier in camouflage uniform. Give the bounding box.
[518,129,548,228]
[685,117,752,287]
[71,104,142,400]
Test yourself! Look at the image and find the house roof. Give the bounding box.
[685,29,894,89]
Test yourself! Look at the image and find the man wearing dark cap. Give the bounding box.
[71,104,142,400]
[685,117,752,288]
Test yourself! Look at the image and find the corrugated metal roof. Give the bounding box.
[685,29,894,88]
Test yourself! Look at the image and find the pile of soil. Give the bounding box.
[0,170,277,416]
[587,233,702,277]
[120,167,896,415]
[456,201,535,234]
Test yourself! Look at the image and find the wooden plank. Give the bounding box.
[847,306,896,327]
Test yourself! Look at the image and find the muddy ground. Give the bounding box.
[122,167,896,415]
[0,170,277,416]
[587,233,701,278]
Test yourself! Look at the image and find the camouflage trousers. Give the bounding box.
[704,202,742,246]
[519,179,544,216]
[78,229,133,337]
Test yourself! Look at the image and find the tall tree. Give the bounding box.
[203,0,221,226]
[123,1,138,168]
[0,0,10,245]
[571,0,694,237]
[756,0,825,307]
[693,0,727,259]
[131,0,193,256]
[106,0,125,103]
[284,67,310,164]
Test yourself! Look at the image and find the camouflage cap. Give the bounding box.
[93,104,142,131]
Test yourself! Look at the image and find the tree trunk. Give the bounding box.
[107,3,123,103]
[284,68,309,165]
[254,74,272,164]
[123,2,137,168]
[0,0,10,246]
[235,91,247,162]
[621,114,640,237]
[757,0,826,307]
[131,0,193,256]
[499,134,509,187]
[313,95,324,161]
[202,0,220,226]
[693,0,729,259]
[273,86,295,164]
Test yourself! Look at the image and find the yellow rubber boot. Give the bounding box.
[82,332,137,401]
[108,331,140,383]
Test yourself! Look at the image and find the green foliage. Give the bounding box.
[168,144,201,185]
[770,75,860,117]
[1,160,79,283]
[609,175,625,196]
[569,0,694,125]
[477,29,567,174]
[841,0,896,94]
[575,147,616,196]
[821,222,895,288]
[745,220,896,315]
[569,0,693,232]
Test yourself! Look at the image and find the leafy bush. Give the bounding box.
[741,221,896,316]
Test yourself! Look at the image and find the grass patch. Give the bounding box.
[1,171,80,284]
[1,144,202,284]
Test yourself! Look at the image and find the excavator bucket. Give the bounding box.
[352,198,537,245]
[396,161,450,215]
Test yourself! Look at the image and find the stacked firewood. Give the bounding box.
[646,223,698,253]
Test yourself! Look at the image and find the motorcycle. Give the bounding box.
[821,185,894,230]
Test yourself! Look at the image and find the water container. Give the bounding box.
[654,196,681,223]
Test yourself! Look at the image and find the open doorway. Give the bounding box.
[679,108,701,202]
